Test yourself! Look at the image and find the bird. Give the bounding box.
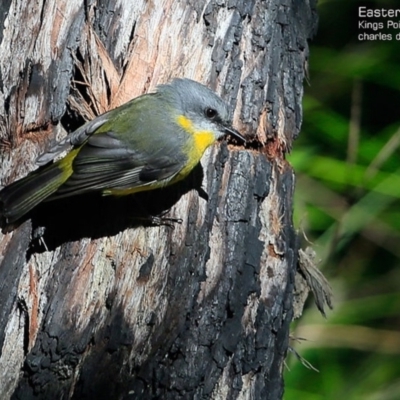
[0,78,244,224]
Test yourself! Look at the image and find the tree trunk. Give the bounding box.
[0,1,317,399]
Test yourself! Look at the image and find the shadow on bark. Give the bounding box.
[16,163,205,253]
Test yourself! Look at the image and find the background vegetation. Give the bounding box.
[285,1,400,399]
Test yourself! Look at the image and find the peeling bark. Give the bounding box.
[0,1,317,399]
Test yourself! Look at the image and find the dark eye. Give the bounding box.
[205,108,218,120]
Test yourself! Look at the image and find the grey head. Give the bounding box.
[156,78,245,142]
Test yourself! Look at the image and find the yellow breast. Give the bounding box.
[175,115,216,178]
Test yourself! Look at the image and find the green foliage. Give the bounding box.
[285,0,400,398]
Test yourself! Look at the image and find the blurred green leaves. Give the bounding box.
[285,0,400,399]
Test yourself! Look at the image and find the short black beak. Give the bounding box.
[224,126,246,144]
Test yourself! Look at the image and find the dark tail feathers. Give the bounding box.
[0,164,68,224]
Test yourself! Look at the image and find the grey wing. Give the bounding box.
[35,114,111,166]
[53,131,184,197]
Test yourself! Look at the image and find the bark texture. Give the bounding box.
[0,1,318,399]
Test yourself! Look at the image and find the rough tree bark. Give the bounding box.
[0,1,318,399]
